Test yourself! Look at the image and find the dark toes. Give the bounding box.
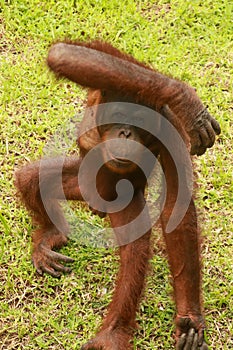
[191,332,198,350]
[42,265,61,278]
[50,260,72,273]
[43,246,74,263]
[177,333,186,349]
[184,328,195,349]
[177,328,208,350]
[32,245,74,277]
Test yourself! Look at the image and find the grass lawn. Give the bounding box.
[0,0,232,349]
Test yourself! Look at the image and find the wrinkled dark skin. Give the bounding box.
[176,316,208,350]
[33,243,74,278]
[188,108,220,156]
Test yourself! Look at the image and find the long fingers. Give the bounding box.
[32,244,74,278]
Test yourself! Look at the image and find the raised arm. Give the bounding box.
[47,40,220,155]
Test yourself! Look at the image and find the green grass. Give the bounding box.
[1,0,232,349]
